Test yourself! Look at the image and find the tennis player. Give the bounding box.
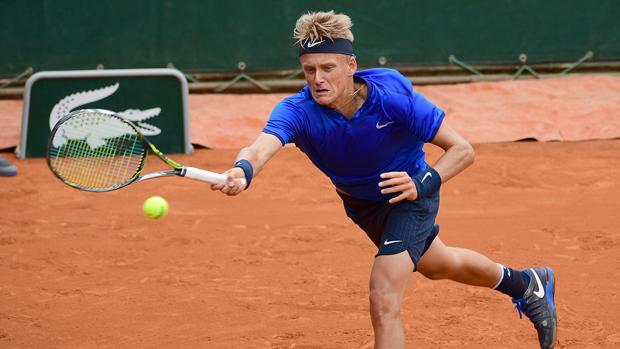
[212,10,557,349]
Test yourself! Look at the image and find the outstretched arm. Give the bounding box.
[210,132,283,196]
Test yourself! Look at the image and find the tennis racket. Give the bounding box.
[47,109,241,192]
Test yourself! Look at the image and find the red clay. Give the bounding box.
[1,139,620,348]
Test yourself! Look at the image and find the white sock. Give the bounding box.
[492,263,505,289]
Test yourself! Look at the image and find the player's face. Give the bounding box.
[300,53,356,108]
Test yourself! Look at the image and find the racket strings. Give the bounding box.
[49,110,145,190]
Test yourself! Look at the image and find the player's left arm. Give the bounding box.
[379,89,473,203]
[379,121,474,203]
[428,121,475,183]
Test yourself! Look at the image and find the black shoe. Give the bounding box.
[512,267,557,349]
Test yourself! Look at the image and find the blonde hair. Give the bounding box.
[293,10,354,45]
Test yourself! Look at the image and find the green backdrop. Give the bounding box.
[19,70,189,158]
[1,0,618,75]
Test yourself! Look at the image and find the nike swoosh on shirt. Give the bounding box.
[531,268,545,298]
[421,172,432,183]
[376,121,395,129]
[307,40,325,48]
[383,240,402,245]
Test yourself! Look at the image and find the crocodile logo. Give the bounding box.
[49,83,162,149]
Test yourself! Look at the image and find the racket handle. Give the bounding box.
[182,167,227,184]
[182,166,248,188]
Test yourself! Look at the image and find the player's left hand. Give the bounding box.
[378,171,418,204]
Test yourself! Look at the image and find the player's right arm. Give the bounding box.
[211,132,283,195]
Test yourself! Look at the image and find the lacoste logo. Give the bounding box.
[531,268,545,298]
[306,40,325,48]
[376,121,395,129]
[421,172,432,183]
[383,239,402,245]
[49,83,163,149]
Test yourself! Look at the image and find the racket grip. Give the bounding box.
[182,167,227,184]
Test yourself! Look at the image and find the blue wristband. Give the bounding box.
[234,159,253,189]
[412,166,441,198]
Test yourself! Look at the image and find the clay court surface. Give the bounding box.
[1,76,620,348]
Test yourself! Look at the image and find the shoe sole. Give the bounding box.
[546,267,557,349]
[533,267,557,349]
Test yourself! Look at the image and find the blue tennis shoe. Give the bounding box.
[512,267,557,349]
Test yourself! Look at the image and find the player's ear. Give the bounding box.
[347,55,357,76]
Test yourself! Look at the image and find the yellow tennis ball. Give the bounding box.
[143,196,168,219]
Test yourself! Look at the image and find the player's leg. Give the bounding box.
[367,192,443,348]
[369,250,414,349]
[337,191,439,348]
[415,236,502,287]
[416,237,557,349]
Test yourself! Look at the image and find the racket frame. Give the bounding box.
[47,109,228,192]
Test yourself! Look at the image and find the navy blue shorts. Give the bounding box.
[338,190,440,270]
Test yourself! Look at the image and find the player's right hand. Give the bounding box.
[210,167,247,195]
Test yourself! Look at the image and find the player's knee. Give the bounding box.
[369,288,400,325]
[421,269,447,280]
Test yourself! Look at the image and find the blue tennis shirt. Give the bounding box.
[263,68,445,201]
